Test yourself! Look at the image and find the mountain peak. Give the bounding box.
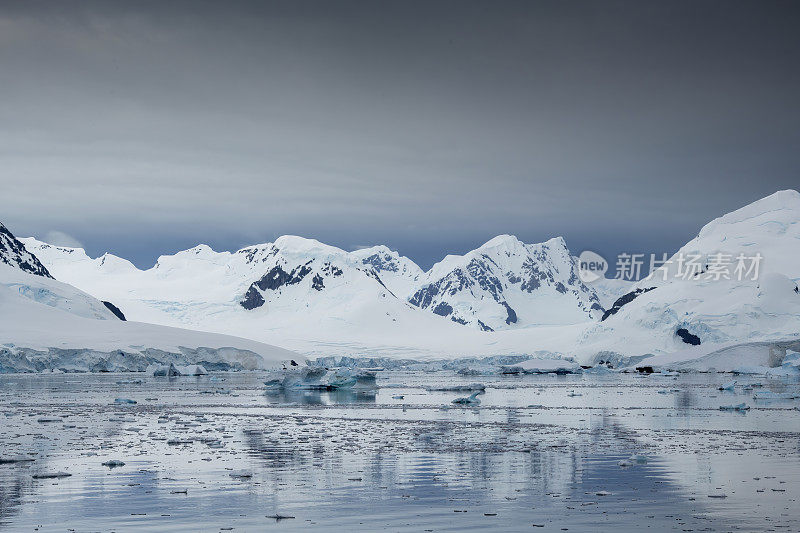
[0,223,53,278]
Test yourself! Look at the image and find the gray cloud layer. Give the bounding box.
[1,0,799,268]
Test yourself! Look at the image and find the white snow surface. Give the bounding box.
[0,263,299,372]
[15,189,800,370]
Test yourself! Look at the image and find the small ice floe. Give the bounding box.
[101,459,126,468]
[167,439,193,445]
[229,470,253,479]
[718,380,736,391]
[392,395,405,399]
[753,391,800,400]
[452,391,482,405]
[32,471,72,479]
[617,459,633,467]
[427,383,486,392]
[36,417,62,423]
[595,491,611,496]
[115,379,143,385]
[151,363,181,377]
[567,391,582,397]
[719,403,750,412]
[0,456,35,464]
[707,493,727,499]
[266,514,295,520]
[658,371,679,377]
[176,364,208,376]
[265,367,378,392]
[630,454,648,464]
[114,398,137,405]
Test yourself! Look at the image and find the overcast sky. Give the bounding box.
[1,0,799,269]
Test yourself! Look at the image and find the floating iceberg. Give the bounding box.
[500,358,581,375]
[452,391,482,405]
[148,363,208,377]
[718,380,736,391]
[719,403,750,412]
[264,367,378,392]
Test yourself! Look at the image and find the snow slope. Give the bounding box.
[0,224,299,372]
[16,189,800,369]
[22,233,603,357]
[581,190,800,366]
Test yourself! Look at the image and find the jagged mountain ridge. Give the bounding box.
[0,222,300,372]
[22,233,602,333]
[409,235,603,330]
[0,222,53,278]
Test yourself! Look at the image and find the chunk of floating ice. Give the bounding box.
[595,491,611,496]
[718,380,736,391]
[617,459,633,467]
[266,515,295,520]
[753,391,800,400]
[630,454,648,464]
[567,391,582,397]
[175,364,208,376]
[265,367,378,391]
[32,471,72,479]
[0,456,35,464]
[427,383,486,392]
[36,417,62,423]
[229,470,253,479]
[113,398,137,405]
[150,363,181,377]
[392,395,405,399]
[708,494,727,498]
[101,460,126,468]
[719,403,750,412]
[452,391,482,405]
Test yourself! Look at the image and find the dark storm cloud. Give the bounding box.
[1,0,799,268]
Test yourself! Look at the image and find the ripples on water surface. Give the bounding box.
[0,371,798,532]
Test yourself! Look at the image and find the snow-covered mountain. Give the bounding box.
[409,235,603,330]
[578,189,800,367]
[16,189,800,369]
[1,222,53,278]
[0,222,299,372]
[22,233,602,347]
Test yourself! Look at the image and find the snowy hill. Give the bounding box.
[579,190,800,367]
[1,222,53,278]
[410,235,603,330]
[0,223,299,372]
[16,189,800,369]
[22,233,603,353]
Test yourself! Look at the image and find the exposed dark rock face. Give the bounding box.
[432,301,453,317]
[0,222,53,278]
[240,286,266,310]
[601,287,657,321]
[359,252,398,272]
[477,320,494,332]
[102,301,126,321]
[676,328,701,345]
[408,237,602,330]
[312,274,325,291]
[501,301,517,324]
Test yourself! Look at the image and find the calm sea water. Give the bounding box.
[1,370,798,532]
